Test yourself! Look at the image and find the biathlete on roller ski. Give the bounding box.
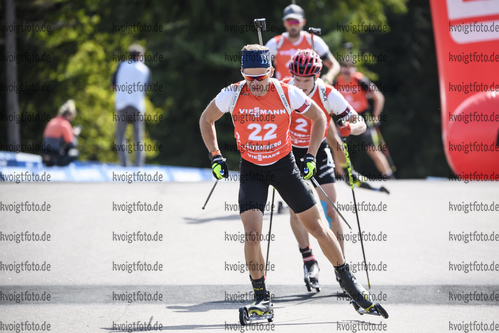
[283,49,366,292]
[333,57,394,179]
[199,44,388,323]
[267,4,383,193]
[265,4,386,295]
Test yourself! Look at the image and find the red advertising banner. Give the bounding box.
[430,0,499,180]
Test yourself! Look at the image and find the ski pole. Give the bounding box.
[254,18,266,46]
[310,176,352,230]
[252,17,274,278]
[338,119,371,289]
[264,187,275,277]
[202,179,219,210]
[308,27,321,51]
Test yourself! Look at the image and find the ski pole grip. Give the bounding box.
[254,18,266,32]
[308,27,321,36]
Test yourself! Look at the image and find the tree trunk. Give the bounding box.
[4,0,20,148]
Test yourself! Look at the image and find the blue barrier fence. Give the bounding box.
[0,151,218,183]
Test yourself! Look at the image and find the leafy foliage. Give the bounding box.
[1,0,451,177]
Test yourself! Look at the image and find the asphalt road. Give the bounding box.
[1,179,498,332]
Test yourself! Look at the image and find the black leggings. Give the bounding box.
[238,153,316,215]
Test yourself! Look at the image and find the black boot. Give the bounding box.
[334,263,373,310]
[304,260,320,291]
[248,276,271,315]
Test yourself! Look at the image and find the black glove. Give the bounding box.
[211,154,229,180]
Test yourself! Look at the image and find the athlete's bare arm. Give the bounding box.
[370,84,385,121]
[322,53,340,83]
[346,110,366,135]
[326,121,342,150]
[199,99,224,152]
[325,109,366,148]
[301,100,326,157]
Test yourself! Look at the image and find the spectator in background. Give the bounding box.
[112,44,150,167]
[265,4,340,82]
[41,99,81,166]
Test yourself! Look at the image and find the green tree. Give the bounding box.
[4,0,455,180]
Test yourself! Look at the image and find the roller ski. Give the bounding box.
[304,260,321,292]
[341,167,390,194]
[357,181,390,194]
[350,299,388,318]
[239,276,274,325]
[334,263,389,319]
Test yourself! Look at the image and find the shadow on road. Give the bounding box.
[101,323,227,331]
[165,291,346,313]
[183,214,241,224]
[101,319,379,331]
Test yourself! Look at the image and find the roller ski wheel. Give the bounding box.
[238,306,274,325]
[239,306,249,325]
[305,275,321,292]
[350,300,389,319]
[268,310,274,322]
[305,279,312,292]
[379,186,390,194]
[304,261,321,292]
[335,263,388,319]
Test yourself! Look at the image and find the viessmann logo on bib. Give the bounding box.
[279,48,298,56]
[238,107,287,116]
